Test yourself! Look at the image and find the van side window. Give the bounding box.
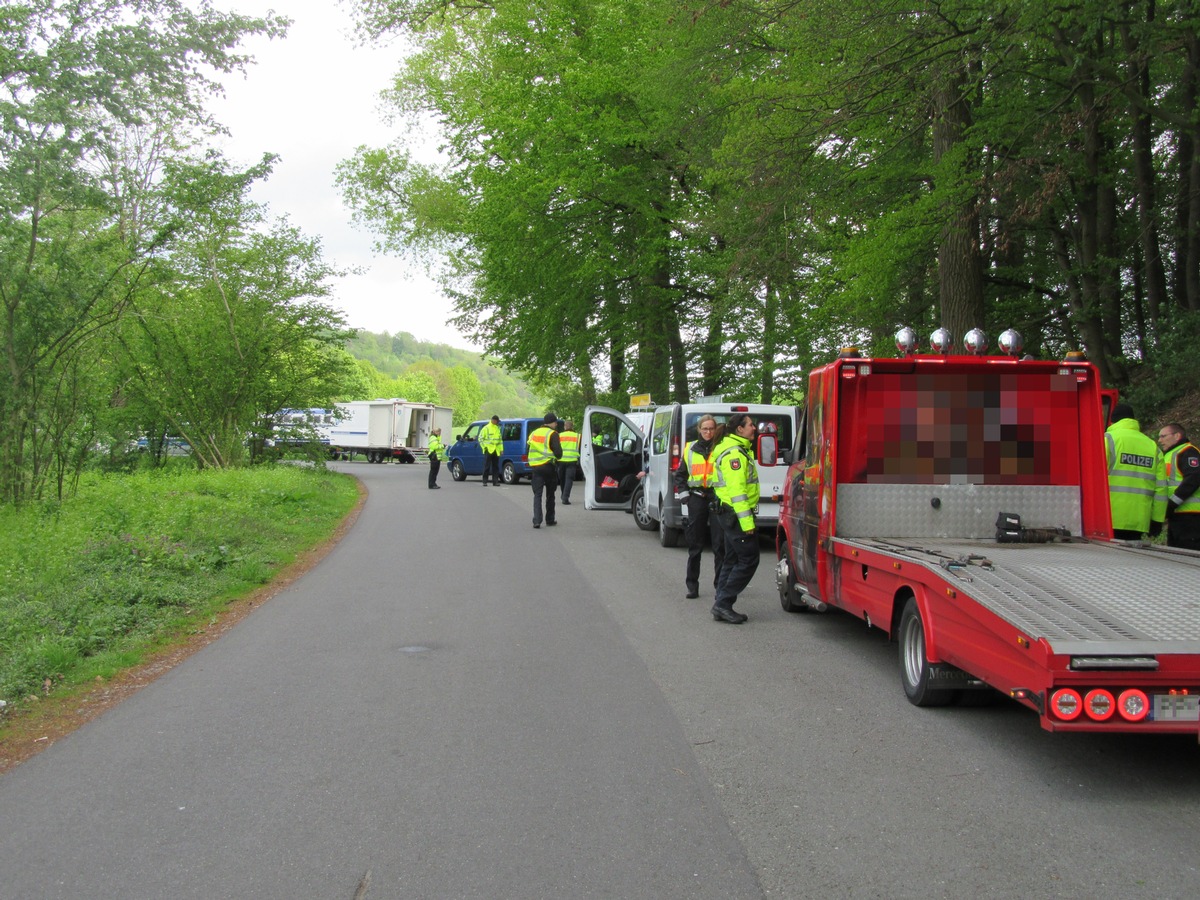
[463,423,481,441]
[651,410,672,455]
[501,423,519,441]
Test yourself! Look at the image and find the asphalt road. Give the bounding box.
[1,462,1198,899]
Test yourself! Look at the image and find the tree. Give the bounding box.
[115,154,353,469]
[0,0,286,501]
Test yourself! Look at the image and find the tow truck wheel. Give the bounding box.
[775,542,805,614]
[449,460,466,482]
[899,597,955,707]
[501,461,517,485]
[631,486,656,531]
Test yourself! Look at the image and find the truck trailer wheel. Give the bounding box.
[898,597,955,707]
[449,459,466,482]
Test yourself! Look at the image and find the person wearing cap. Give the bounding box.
[1104,403,1166,539]
[1156,422,1200,550]
[527,412,563,528]
[479,415,503,485]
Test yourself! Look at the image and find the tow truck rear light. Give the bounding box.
[1050,688,1082,720]
[1116,689,1149,722]
[1084,688,1116,721]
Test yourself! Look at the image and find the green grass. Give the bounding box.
[0,464,359,712]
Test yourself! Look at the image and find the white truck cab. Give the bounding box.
[581,402,797,546]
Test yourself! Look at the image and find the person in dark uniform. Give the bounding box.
[527,412,563,528]
[1157,423,1200,550]
[672,415,725,599]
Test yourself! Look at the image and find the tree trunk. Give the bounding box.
[932,67,985,348]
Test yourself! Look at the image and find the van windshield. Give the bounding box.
[683,412,793,454]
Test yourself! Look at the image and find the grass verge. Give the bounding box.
[0,464,363,773]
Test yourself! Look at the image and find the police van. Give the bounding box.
[447,417,546,484]
[580,401,798,546]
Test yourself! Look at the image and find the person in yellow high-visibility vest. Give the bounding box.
[558,420,581,505]
[709,413,760,624]
[479,415,504,486]
[527,412,563,528]
[672,415,725,599]
[1104,403,1165,539]
[427,428,444,489]
[1157,422,1200,550]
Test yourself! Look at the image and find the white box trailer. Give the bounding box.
[328,399,454,463]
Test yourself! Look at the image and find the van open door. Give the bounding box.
[581,406,645,510]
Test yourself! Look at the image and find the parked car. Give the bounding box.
[447,417,547,484]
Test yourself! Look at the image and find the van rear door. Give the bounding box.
[581,406,645,510]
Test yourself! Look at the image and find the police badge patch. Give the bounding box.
[730,459,741,470]
[1187,456,1200,469]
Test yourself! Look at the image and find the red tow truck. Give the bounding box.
[775,328,1200,733]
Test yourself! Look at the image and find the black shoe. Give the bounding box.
[533,522,541,529]
[711,606,748,624]
[429,485,441,489]
[546,520,557,526]
[685,583,700,599]
[562,499,572,505]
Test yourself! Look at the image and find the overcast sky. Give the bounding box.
[208,1,476,350]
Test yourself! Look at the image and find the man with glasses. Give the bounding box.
[673,415,725,599]
[1157,423,1200,550]
[1104,403,1166,540]
[709,414,761,624]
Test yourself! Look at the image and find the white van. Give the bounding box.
[580,402,799,546]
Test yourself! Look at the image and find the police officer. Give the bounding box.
[1156,422,1200,550]
[527,412,562,528]
[558,420,581,504]
[672,414,725,599]
[427,427,444,489]
[479,415,503,485]
[1104,403,1166,539]
[709,413,760,624]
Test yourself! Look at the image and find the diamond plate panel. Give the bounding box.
[836,484,1082,540]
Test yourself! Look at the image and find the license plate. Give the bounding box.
[1151,694,1200,722]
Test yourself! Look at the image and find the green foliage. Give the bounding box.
[343,330,543,417]
[342,0,1200,410]
[0,466,358,704]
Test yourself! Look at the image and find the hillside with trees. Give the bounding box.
[343,331,545,425]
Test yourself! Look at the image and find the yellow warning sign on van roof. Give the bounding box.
[629,393,653,409]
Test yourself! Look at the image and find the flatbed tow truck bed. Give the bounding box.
[835,538,1200,656]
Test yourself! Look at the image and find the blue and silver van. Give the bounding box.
[447,417,546,484]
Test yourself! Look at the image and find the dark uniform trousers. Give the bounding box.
[531,463,558,525]
[482,451,501,485]
[713,505,758,611]
[685,490,725,592]
[1168,513,1200,551]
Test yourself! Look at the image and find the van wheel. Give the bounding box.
[449,460,466,482]
[659,516,682,548]
[502,461,517,485]
[632,486,656,531]
[898,597,955,707]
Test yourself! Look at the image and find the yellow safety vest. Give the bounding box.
[682,441,714,488]
[1165,442,1200,514]
[559,431,581,463]
[711,434,760,532]
[527,426,557,467]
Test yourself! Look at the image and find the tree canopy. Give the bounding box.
[340,0,1200,410]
